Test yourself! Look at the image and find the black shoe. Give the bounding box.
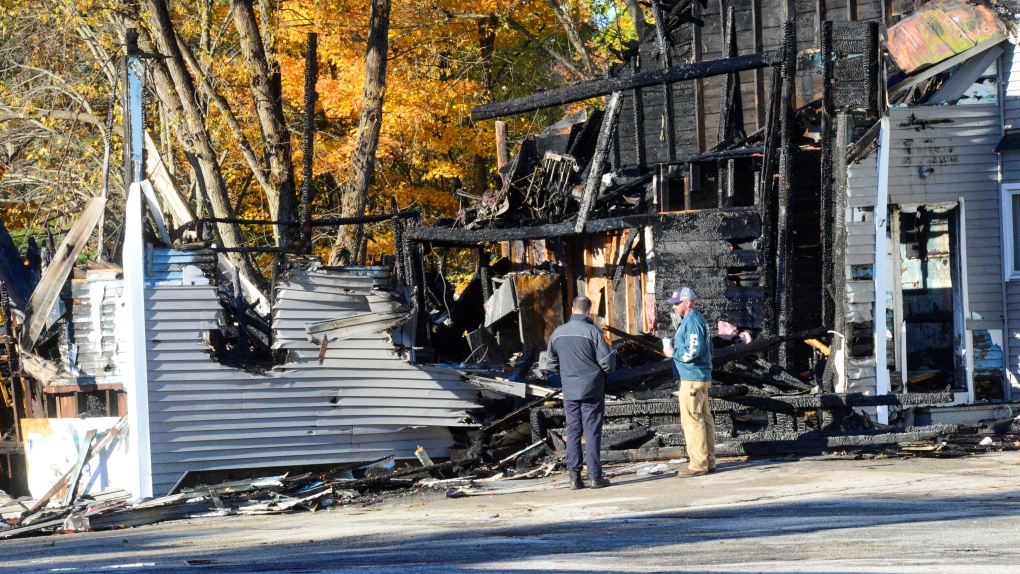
[569,470,586,490]
[589,476,611,489]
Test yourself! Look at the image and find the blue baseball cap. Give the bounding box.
[667,287,695,304]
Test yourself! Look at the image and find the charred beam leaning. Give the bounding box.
[576,92,623,233]
[471,51,784,121]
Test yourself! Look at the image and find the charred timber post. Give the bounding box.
[390,197,405,286]
[758,66,781,343]
[471,51,784,121]
[819,22,835,330]
[650,0,677,162]
[299,33,318,255]
[717,7,738,208]
[775,21,796,367]
[825,112,850,392]
[575,92,623,233]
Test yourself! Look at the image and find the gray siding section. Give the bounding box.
[1000,42,1020,388]
[886,105,1005,327]
[144,252,480,495]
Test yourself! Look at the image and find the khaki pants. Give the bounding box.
[679,380,716,472]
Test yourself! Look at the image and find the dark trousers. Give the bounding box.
[564,397,605,479]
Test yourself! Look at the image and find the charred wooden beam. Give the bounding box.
[576,92,623,233]
[713,327,828,364]
[649,0,676,162]
[391,198,405,285]
[406,221,574,245]
[717,6,739,209]
[199,209,420,227]
[405,210,761,246]
[716,6,739,147]
[471,51,784,121]
[775,22,796,366]
[820,21,835,331]
[824,113,850,392]
[692,0,705,152]
[845,119,880,164]
[758,66,781,342]
[659,146,764,168]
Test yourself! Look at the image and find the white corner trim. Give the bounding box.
[874,117,891,424]
[122,183,153,499]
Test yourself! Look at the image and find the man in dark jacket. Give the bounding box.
[546,296,616,489]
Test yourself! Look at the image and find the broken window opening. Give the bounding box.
[890,205,968,394]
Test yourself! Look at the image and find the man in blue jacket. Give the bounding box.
[546,295,616,489]
[667,287,716,477]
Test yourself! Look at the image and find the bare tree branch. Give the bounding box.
[446,12,589,81]
[175,33,277,214]
[543,0,597,75]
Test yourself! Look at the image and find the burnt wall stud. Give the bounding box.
[650,0,677,162]
[390,197,405,286]
[820,21,835,330]
[775,21,796,366]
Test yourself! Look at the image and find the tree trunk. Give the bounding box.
[231,0,297,247]
[177,34,276,210]
[142,0,267,289]
[330,0,391,265]
[623,0,650,41]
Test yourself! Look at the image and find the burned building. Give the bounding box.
[404,0,1020,455]
[4,0,1020,520]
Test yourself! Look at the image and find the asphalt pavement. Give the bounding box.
[4,452,1020,573]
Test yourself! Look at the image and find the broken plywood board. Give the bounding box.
[21,417,132,500]
[514,273,565,350]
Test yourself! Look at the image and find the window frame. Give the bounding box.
[1001,183,1020,281]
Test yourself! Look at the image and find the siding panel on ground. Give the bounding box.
[144,254,480,495]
